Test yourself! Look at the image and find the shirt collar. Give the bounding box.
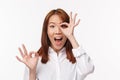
[48,47,66,56]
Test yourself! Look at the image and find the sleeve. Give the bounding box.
[72,46,94,76]
[23,66,29,80]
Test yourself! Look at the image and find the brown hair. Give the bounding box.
[37,8,76,63]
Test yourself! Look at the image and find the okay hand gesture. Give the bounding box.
[60,12,80,39]
[16,44,39,71]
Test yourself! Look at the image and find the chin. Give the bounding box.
[53,45,64,52]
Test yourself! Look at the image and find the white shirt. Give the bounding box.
[23,46,94,80]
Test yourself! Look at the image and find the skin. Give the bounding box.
[47,14,67,53]
[16,12,80,80]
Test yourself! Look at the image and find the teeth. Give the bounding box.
[56,37,62,39]
[54,37,63,41]
[55,36,62,39]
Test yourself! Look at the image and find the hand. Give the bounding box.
[16,44,39,71]
[60,12,80,39]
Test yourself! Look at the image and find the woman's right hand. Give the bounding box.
[16,44,39,71]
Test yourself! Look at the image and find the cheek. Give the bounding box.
[47,28,53,37]
[48,26,55,33]
[47,30,54,43]
[47,32,52,40]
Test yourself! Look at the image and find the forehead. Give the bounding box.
[48,14,63,24]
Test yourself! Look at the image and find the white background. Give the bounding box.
[0,0,120,80]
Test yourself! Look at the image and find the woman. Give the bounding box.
[16,8,94,80]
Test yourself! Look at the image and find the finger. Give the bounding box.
[18,47,24,58]
[70,12,72,23]
[74,19,80,27]
[60,22,69,25]
[22,44,28,55]
[73,13,77,23]
[16,56,23,63]
[29,51,39,58]
[29,51,33,58]
[35,52,39,57]
[29,51,36,57]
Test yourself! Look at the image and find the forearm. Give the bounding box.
[68,35,79,49]
[29,70,36,80]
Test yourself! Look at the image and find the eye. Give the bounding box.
[49,25,55,28]
[61,24,68,29]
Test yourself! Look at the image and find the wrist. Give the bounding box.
[29,70,36,80]
[30,69,36,74]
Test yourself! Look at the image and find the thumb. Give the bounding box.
[35,52,39,57]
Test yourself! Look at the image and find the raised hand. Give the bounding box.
[60,12,80,39]
[16,44,39,71]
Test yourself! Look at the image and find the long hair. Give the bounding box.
[37,8,76,63]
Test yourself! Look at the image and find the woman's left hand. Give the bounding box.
[60,12,80,39]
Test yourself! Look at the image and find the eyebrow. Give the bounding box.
[48,22,62,25]
[48,22,55,24]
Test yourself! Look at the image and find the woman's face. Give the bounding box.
[47,14,67,52]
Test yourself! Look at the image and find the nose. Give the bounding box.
[55,26,62,34]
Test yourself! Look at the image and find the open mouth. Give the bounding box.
[54,37,63,41]
[53,36,64,46]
